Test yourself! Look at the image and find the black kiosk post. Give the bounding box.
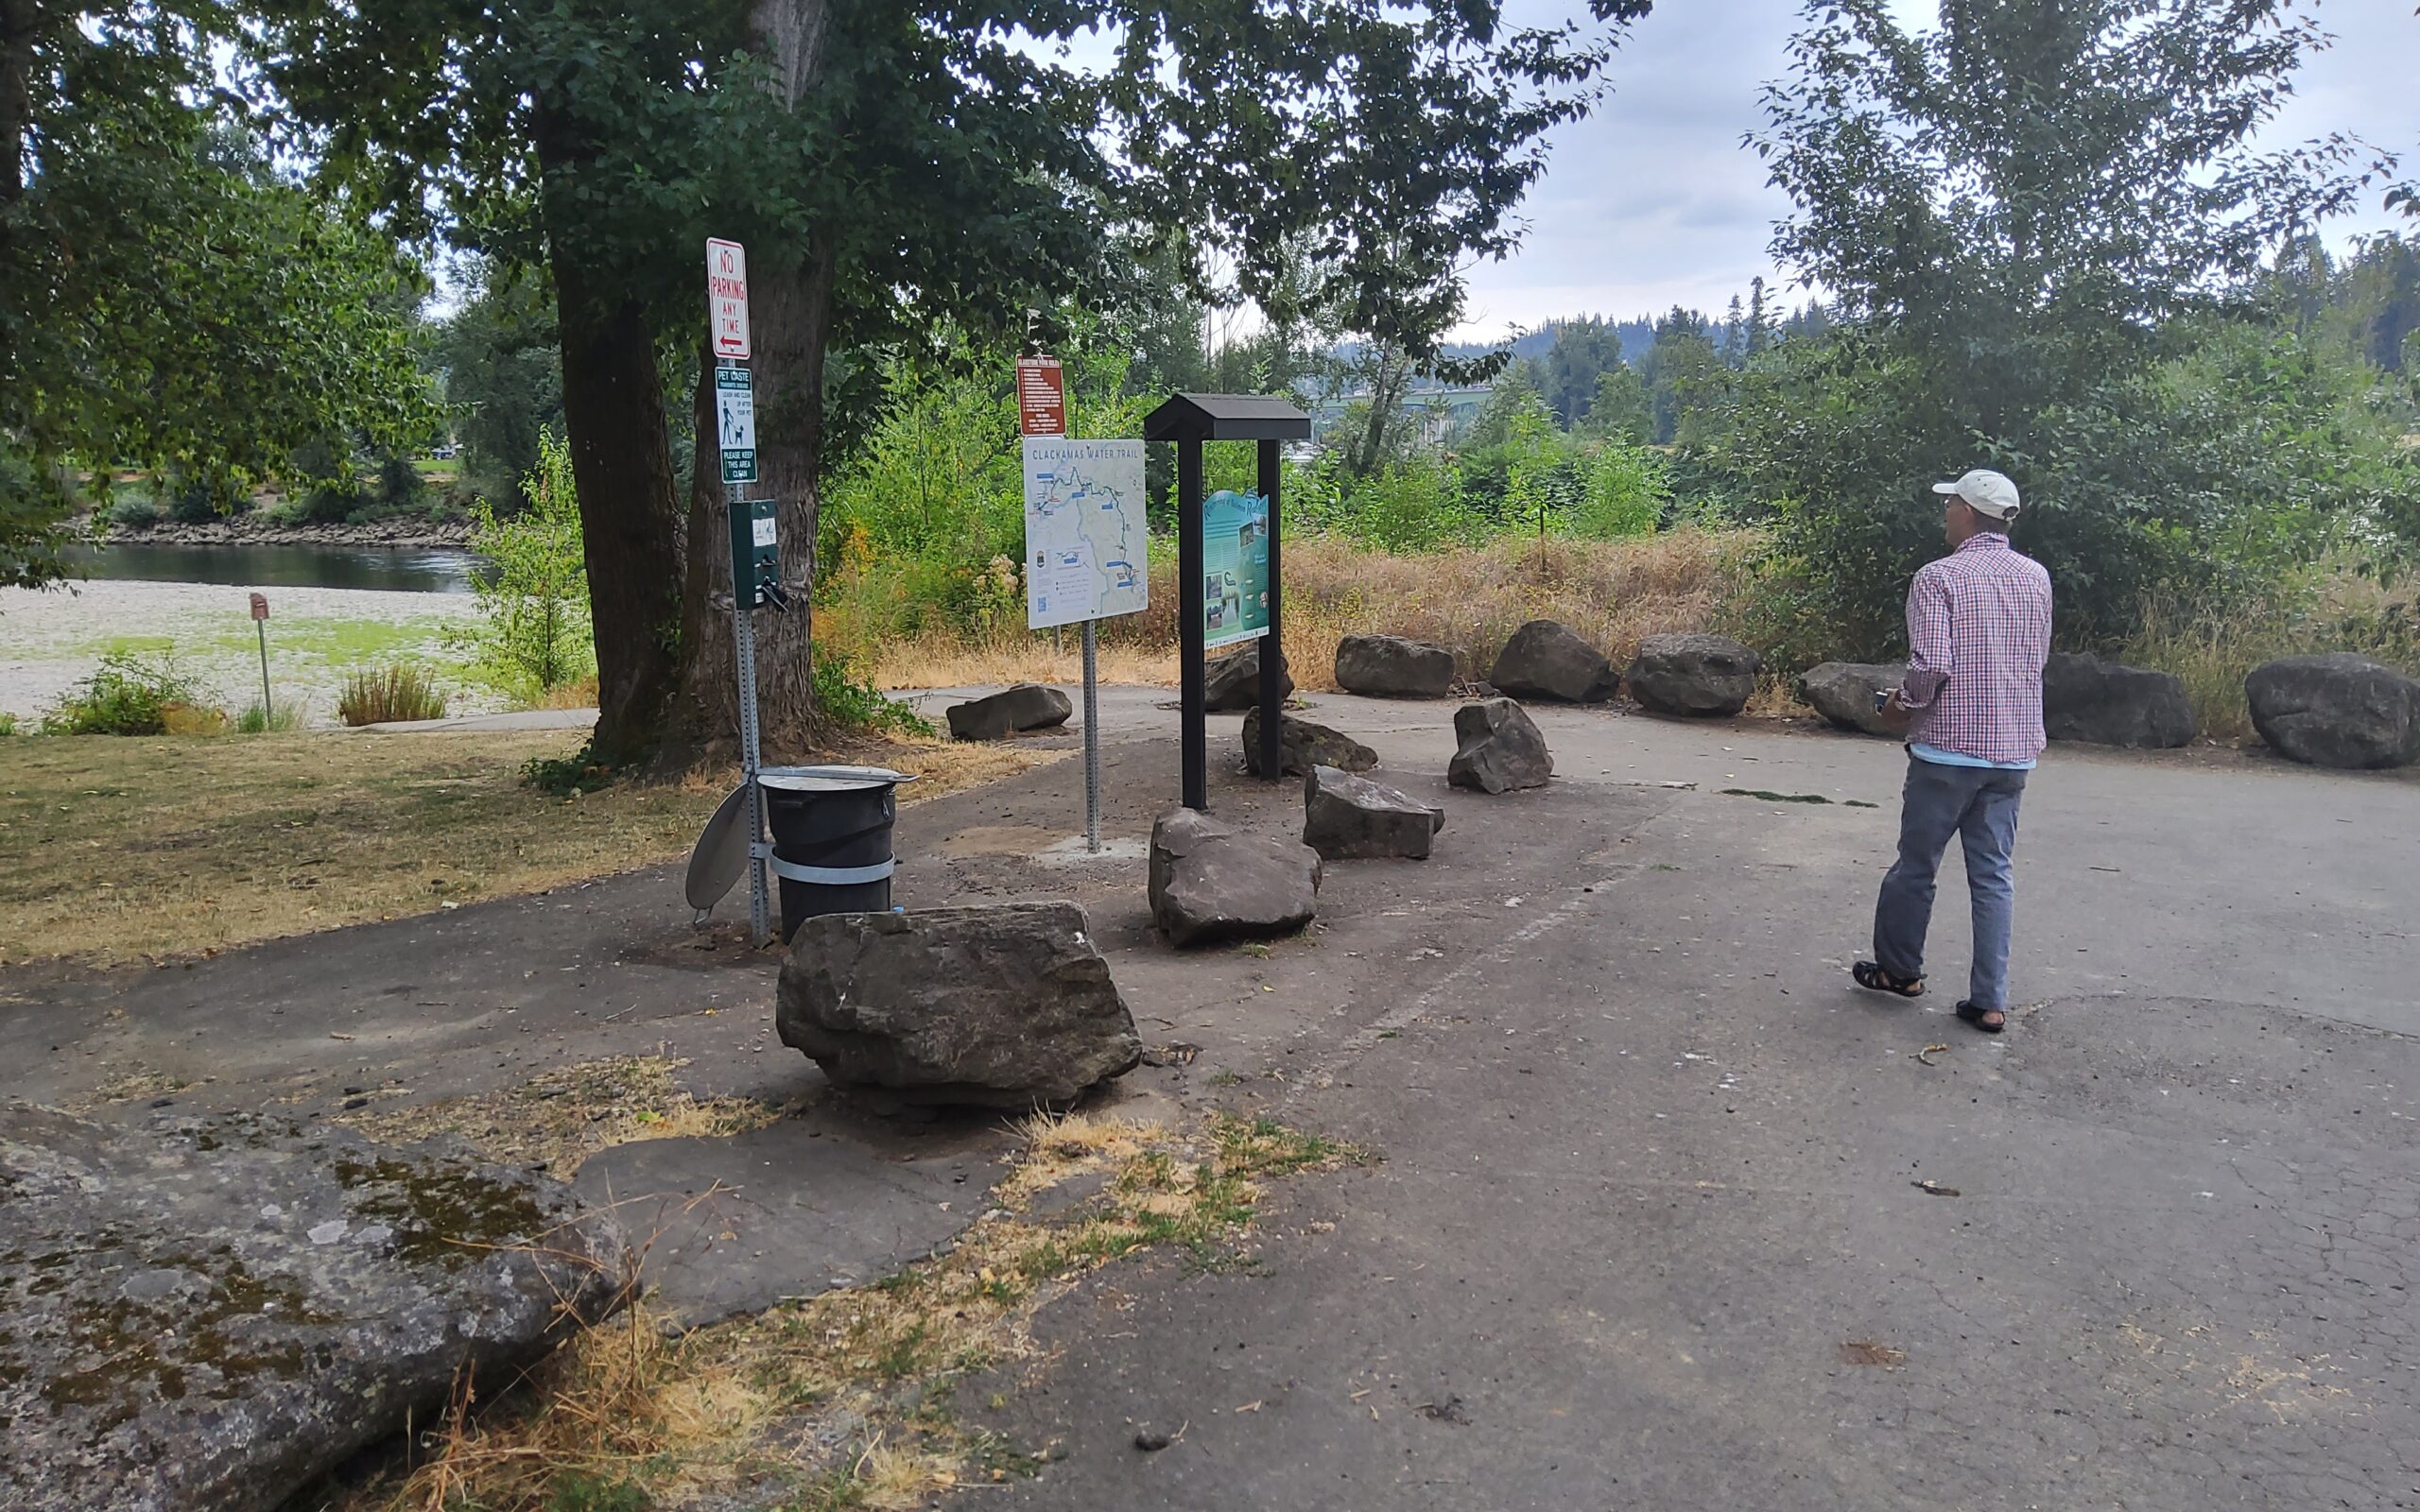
[1142,394,1314,811]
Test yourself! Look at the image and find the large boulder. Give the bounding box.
[1797,662,1906,737]
[1626,633,1763,717]
[778,902,1140,1108]
[1334,634,1457,699]
[1303,765,1445,860]
[2042,652,2195,748]
[1204,644,1291,712]
[946,683,1072,742]
[2245,654,2420,770]
[1149,808,1322,948]
[1487,620,1621,703]
[1242,705,1378,777]
[1446,697,1553,793]
[0,1106,630,1512]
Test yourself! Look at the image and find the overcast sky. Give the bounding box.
[1447,0,2418,340]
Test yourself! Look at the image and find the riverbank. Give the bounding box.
[0,577,485,728]
[77,512,474,549]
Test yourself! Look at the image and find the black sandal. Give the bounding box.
[1956,1001,2005,1034]
[1853,961,1926,999]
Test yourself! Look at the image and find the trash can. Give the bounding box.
[757,765,917,942]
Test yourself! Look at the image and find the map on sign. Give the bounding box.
[1024,438,1147,629]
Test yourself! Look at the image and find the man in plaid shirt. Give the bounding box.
[1853,468,2052,1034]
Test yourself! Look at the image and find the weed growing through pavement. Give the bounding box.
[350,1110,1365,1511]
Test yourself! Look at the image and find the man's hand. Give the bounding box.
[1877,689,1915,735]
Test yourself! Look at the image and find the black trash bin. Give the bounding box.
[757,765,917,942]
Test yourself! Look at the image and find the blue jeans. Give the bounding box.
[1873,757,2028,1010]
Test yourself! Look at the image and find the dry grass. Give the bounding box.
[334,1056,784,1177]
[845,529,1755,693]
[0,730,1053,968]
[347,1110,1363,1512]
[2125,578,2420,743]
[858,637,1176,691]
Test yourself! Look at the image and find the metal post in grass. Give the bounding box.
[249,593,272,725]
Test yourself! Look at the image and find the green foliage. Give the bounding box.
[42,652,209,736]
[813,654,936,741]
[1708,0,2402,664]
[236,700,307,734]
[2,8,439,591]
[1573,443,1669,539]
[378,453,425,511]
[544,1471,649,1512]
[0,713,18,737]
[337,665,449,727]
[450,433,595,697]
[106,493,164,532]
[1584,365,1654,446]
[437,265,564,503]
[521,739,616,799]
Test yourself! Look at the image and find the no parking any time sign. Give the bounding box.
[707,238,751,359]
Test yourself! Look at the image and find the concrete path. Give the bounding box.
[357,707,598,733]
[6,688,2415,1506]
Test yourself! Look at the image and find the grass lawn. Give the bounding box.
[0,730,1052,968]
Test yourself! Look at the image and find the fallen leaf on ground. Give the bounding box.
[1841,1340,1907,1367]
[1911,1178,1962,1197]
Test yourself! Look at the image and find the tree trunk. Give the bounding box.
[658,0,837,768]
[536,110,685,767]
[1,0,38,203]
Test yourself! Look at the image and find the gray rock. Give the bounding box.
[1204,644,1292,712]
[1797,662,1907,736]
[2043,652,2195,748]
[0,1106,629,1512]
[2245,654,2420,769]
[1242,705,1379,777]
[1487,620,1621,703]
[1334,634,1457,698]
[945,683,1072,742]
[1626,633,1763,717]
[777,902,1140,1108]
[1303,765,1444,860]
[1149,807,1322,948]
[1447,697,1554,793]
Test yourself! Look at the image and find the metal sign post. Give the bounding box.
[1027,460,1139,849]
[249,593,271,723]
[709,237,772,946]
[1021,369,1147,853]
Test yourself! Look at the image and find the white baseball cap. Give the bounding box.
[1932,468,2021,520]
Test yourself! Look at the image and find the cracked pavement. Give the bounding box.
[6,688,2414,1508]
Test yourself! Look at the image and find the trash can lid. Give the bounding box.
[755,764,918,793]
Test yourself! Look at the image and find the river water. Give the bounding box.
[58,542,483,594]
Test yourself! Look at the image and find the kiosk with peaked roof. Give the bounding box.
[1143,393,1314,809]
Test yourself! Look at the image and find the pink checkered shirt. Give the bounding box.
[1898,533,2052,765]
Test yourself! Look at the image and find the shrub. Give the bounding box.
[337,664,448,726]
[236,699,307,734]
[0,712,17,736]
[106,493,163,531]
[379,452,425,510]
[814,651,935,738]
[447,431,594,697]
[43,651,217,735]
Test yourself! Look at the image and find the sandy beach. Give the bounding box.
[0,577,488,728]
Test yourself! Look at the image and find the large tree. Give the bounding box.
[1,2,433,588]
[1726,0,2384,652]
[252,1,1652,767]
